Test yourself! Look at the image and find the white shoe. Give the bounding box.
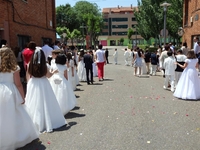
[163,86,167,90]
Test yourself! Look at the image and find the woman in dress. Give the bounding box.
[0,47,38,150]
[66,52,76,90]
[174,50,200,100]
[25,47,66,133]
[77,49,86,81]
[133,49,143,76]
[49,53,76,115]
[92,50,98,77]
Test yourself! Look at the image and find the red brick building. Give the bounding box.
[183,0,200,49]
[0,0,56,50]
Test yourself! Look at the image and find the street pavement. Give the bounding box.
[19,46,200,150]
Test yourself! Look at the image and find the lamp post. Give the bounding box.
[160,2,171,46]
[135,25,137,47]
[80,24,87,49]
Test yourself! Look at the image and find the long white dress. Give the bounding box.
[25,74,67,133]
[174,58,200,100]
[0,67,39,150]
[49,64,77,115]
[93,62,98,77]
[77,56,86,81]
[68,59,76,90]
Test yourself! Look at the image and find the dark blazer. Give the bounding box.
[105,50,109,57]
[83,54,93,69]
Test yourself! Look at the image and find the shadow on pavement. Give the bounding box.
[53,122,77,132]
[103,78,114,81]
[65,112,86,119]
[75,95,80,98]
[71,106,80,111]
[91,83,103,85]
[17,138,46,150]
[75,88,84,91]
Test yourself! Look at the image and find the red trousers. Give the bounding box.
[97,62,105,79]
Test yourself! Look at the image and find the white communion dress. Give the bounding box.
[0,66,39,150]
[174,58,200,100]
[77,56,87,81]
[49,64,77,115]
[25,72,67,133]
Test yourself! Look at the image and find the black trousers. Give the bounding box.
[86,67,93,83]
[106,56,109,63]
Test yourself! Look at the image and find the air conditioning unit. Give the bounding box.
[190,17,193,23]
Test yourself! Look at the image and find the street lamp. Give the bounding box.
[160,2,171,46]
[80,24,87,49]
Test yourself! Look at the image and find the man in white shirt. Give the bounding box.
[193,36,199,56]
[124,48,129,66]
[53,40,61,50]
[42,40,53,62]
[95,44,106,81]
[113,48,118,65]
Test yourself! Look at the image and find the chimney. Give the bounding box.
[131,4,133,9]
[118,5,119,9]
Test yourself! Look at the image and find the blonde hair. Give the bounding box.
[0,47,17,72]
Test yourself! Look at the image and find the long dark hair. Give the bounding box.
[137,49,142,57]
[28,48,47,77]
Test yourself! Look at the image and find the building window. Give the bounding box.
[103,25,108,29]
[132,17,136,21]
[112,32,127,35]
[102,32,108,35]
[112,18,128,22]
[132,24,136,28]
[17,35,31,50]
[184,0,189,26]
[103,19,108,22]
[112,25,128,28]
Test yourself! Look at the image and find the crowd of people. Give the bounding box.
[0,39,107,150]
[121,37,200,100]
[1,37,200,149]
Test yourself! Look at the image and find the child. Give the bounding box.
[150,50,158,76]
[174,50,200,100]
[0,47,38,150]
[25,47,66,133]
[124,48,129,66]
[113,48,118,65]
[66,52,76,90]
[77,49,86,81]
[174,49,187,86]
[49,53,76,115]
[163,50,176,92]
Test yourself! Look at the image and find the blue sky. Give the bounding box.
[56,0,138,9]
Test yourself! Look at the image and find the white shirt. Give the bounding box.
[124,51,129,58]
[113,51,118,58]
[42,44,53,61]
[95,49,105,63]
[53,45,60,50]
[193,42,199,54]
[176,54,187,62]
[163,56,176,75]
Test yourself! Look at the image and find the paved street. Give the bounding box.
[19,46,200,150]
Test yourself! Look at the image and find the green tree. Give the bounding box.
[120,38,124,46]
[127,28,134,44]
[134,0,183,45]
[56,4,78,32]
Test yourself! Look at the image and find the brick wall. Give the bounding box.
[183,0,200,49]
[0,0,56,49]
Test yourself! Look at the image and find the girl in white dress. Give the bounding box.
[25,48,66,133]
[49,53,76,115]
[77,50,86,81]
[0,47,38,150]
[92,50,98,77]
[66,53,76,90]
[174,50,200,100]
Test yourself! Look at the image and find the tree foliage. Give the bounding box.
[56,1,103,48]
[134,0,183,44]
